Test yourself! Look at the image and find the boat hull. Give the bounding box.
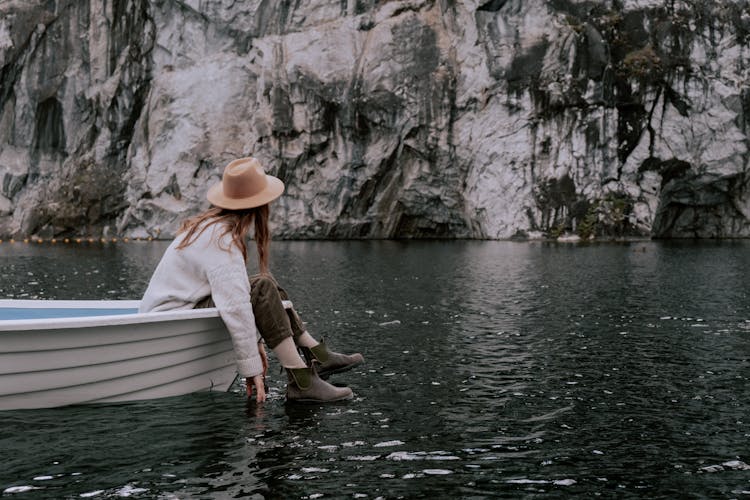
[0,300,238,410]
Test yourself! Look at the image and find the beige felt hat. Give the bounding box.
[206,157,285,210]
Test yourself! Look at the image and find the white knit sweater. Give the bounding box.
[139,223,263,378]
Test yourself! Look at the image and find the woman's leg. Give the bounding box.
[197,278,352,402]
[199,277,311,368]
[249,274,311,343]
[249,274,307,368]
[250,274,335,348]
[250,275,352,401]
[249,274,364,378]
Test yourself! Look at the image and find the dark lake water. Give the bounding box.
[1,239,750,499]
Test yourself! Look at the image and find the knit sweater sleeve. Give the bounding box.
[205,247,263,379]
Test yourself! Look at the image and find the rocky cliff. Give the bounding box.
[1,0,748,239]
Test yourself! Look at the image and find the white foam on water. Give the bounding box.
[379,473,396,478]
[387,451,419,461]
[33,476,54,481]
[347,455,380,461]
[301,467,329,473]
[342,440,366,447]
[373,440,405,448]
[4,486,42,494]
[309,494,324,499]
[701,460,750,473]
[422,469,453,475]
[506,479,576,486]
[80,491,104,498]
[386,451,460,461]
[115,485,149,497]
[379,320,401,326]
[402,473,416,479]
[318,445,338,452]
[723,460,750,470]
[554,479,577,486]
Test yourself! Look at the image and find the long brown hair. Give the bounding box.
[176,205,271,273]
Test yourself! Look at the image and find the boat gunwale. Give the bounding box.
[0,299,221,331]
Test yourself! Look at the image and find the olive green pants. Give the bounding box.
[196,274,305,349]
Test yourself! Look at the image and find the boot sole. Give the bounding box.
[286,393,354,403]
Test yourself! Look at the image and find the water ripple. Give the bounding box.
[2,241,750,497]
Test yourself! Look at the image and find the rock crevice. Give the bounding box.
[0,0,748,239]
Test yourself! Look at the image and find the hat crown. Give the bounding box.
[206,156,284,210]
[222,158,268,199]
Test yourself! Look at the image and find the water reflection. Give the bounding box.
[1,240,750,497]
[0,241,166,300]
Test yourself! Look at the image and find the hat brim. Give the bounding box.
[206,175,285,210]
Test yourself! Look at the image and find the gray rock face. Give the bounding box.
[1,0,748,239]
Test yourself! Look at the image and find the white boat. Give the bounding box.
[0,299,239,410]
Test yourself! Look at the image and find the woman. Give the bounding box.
[140,157,364,402]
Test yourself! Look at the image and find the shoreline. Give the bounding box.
[2,235,750,245]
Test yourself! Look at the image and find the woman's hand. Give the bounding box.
[246,375,266,402]
[246,342,269,402]
[258,341,269,377]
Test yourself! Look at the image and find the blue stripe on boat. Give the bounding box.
[0,308,140,321]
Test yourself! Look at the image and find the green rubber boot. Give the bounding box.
[286,366,353,402]
[301,340,364,379]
